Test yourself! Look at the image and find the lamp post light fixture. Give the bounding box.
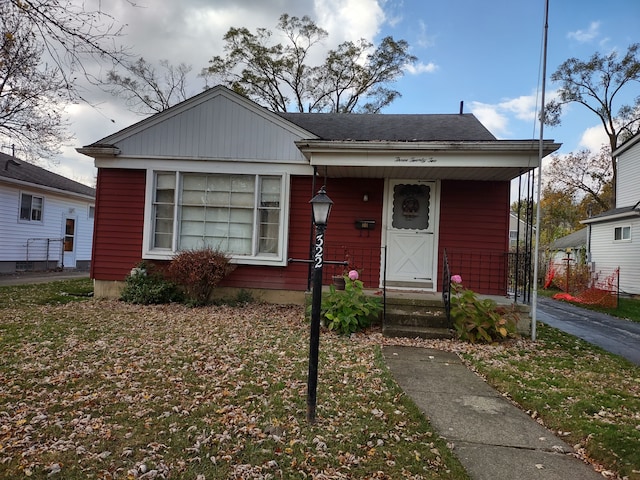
[307,185,333,424]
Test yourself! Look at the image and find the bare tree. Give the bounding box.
[1,0,130,160]
[6,0,129,100]
[0,3,69,160]
[544,146,614,211]
[105,58,194,114]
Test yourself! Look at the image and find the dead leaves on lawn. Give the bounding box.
[0,300,464,479]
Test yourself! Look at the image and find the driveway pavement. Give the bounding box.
[535,296,640,366]
[0,270,90,286]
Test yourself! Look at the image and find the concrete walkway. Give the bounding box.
[383,345,603,480]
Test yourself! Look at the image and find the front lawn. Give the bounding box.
[1,279,638,479]
[0,279,467,479]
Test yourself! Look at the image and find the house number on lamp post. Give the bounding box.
[307,186,333,424]
[314,233,324,268]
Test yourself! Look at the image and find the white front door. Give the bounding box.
[63,217,77,269]
[385,180,437,289]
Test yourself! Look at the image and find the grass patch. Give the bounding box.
[462,324,640,479]
[0,280,468,479]
[0,278,93,308]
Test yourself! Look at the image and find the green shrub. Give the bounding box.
[120,262,182,305]
[216,289,255,307]
[320,276,382,335]
[167,247,236,306]
[450,278,518,343]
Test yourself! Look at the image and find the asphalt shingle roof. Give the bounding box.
[276,112,497,142]
[551,228,587,250]
[0,152,95,198]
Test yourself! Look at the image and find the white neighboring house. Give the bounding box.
[581,133,640,296]
[549,227,587,264]
[0,152,95,273]
[509,212,534,249]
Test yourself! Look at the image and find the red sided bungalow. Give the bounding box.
[78,86,560,303]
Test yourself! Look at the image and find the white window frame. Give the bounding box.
[142,169,290,266]
[613,225,631,242]
[18,192,44,223]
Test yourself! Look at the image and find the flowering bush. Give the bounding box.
[120,261,182,305]
[450,275,518,343]
[320,271,382,335]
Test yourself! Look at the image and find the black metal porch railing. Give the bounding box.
[440,248,533,303]
[323,243,384,288]
[442,249,451,321]
[296,244,534,314]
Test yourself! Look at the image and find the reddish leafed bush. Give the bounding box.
[166,248,236,305]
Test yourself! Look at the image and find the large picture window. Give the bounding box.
[19,193,43,222]
[149,171,284,263]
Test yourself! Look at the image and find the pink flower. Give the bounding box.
[451,275,462,284]
[348,270,359,281]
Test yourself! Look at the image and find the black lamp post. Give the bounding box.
[307,185,333,424]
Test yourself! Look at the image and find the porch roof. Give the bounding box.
[294,139,562,181]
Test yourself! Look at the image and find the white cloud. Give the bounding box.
[405,61,437,75]
[314,0,385,44]
[578,125,609,151]
[470,102,509,138]
[496,95,538,122]
[415,20,435,49]
[470,93,540,138]
[567,21,601,43]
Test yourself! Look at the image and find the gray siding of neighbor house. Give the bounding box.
[589,218,640,295]
[585,136,640,295]
[109,91,311,163]
[617,144,640,208]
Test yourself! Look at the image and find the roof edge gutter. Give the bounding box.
[295,140,561,156]
[581,210,640,224]
[76,146,121,157]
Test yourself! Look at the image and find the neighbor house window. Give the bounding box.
[88,205,95,219]
[19,193,43,222]
[150,172,284,262]
[614,226,631,241]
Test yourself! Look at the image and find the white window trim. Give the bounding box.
[613,225,631,242]
[18,192,44,224]
[142,168,291,266]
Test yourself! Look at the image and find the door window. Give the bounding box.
[64,218,75,252]
[392,184,430,230]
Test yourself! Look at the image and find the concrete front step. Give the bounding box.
[382,324,454,339]
[382,294,453,339]
[385,307,450,328]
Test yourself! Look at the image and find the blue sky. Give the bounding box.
[42,0,640,186]
[383,0,639,150]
